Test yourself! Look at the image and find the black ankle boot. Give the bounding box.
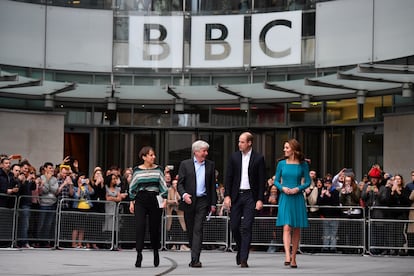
[135,252,142,267]
[153,250,159,267]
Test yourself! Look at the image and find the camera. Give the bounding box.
[81,179,87,185]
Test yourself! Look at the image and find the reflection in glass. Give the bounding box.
[249,104,285,126]
[326,99,358,125]
[211,106,247,127]
[363,95,392,122]
[288,102,321,125]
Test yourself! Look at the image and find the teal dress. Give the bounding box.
[274,159,311,228]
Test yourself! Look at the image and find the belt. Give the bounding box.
[239,189,251,193]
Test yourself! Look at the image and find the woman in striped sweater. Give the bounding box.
[129,146,168,268]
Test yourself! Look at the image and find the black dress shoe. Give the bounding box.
[153,250,160,267]
[240,261,249,268]
[135,252,142,268]
[236,252,241,265]
[189,261,202,268]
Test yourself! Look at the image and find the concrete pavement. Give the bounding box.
[0,248,412,276]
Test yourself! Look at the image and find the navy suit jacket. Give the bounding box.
[224,150,266,203]
[177,158,217,212]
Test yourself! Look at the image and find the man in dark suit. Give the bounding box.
[224,132,266,268]
[177,140,217,268]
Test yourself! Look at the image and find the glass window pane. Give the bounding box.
[394,94,414,113]
[166,131,194,171]
[211,106,247,127]
[66,111,93,125]
[172,104,209,127]
[133,105,171,126]
[95,74,111,84]
[212,75,248,85]
[197,131,229,183]
[326,99,358,125]
[267,74,286,82]
[56,73,93,84]
[249,103,285,126]
[191,76,211,85]
[114,75,133,85]
[114,16,128,41]
[118,110,133,125]
[98,129,126,170]
[288,102,321,125]
[363,95,392,122]
[31,70,54,81]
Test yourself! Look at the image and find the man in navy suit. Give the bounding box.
[224,132,266,268]
[177,140,217,268]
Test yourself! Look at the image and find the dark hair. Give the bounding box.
[0,156,10,163]
[324,178,332,184]
[19,159,31,167]
[11,163,20,171]
[138,146,154,161]
[104,173,116,187]
[43,162,54,168]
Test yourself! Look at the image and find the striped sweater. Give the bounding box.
[128,166,168,200]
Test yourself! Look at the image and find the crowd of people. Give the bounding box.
[301,165,413,255]
[1,135,414,270]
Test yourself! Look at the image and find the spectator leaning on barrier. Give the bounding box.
[340,174,362,217]
[103,173,127,234]
[264,183,278,253]
[317,177,341,253]
[302,176,323,254]
[0,156,12,207]
[305,174,322,219]
[9,163,21,208]
[37,162,59,248]
[56,165,74,211]
[0,156,13,247]
[384,174,411,255]
[89,167,105,250]
[17,160,37,248]
[361,166,382,210]
[407,170,414,256]
[362,166,389,255]
[72,172,94,249]
[166,176,189,251]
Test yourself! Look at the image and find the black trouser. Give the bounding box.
[230,190,255,262]
[134,192,162,252]
[184,196,209,262]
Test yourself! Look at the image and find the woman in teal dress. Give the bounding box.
[274,138,310,268]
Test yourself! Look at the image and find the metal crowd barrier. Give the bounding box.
[368,206,414,255]
[163,213,229,250]
[0,194,18,247]
[228,205,365,254]
[1,192,413,256]
[56,198,114,249]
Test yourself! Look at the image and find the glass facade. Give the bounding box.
[1,0,412,180]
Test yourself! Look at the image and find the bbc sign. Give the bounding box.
[128,11,301,69]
